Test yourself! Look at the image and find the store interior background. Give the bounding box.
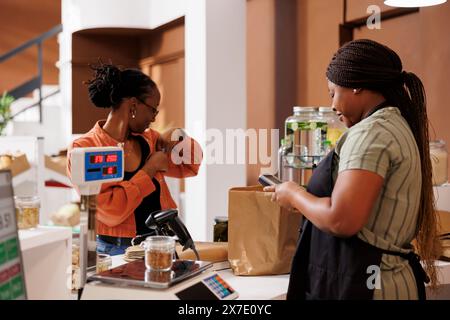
[1,0,450,242]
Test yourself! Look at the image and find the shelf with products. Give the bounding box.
[0,137,45,209]
[44,154,71,187]
[434,183,450,212]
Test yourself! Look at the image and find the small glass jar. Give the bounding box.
[318,106,346,150]
[214,216,228,242]
[140,236,175,271]
[430,140,448,186]
[14,195,40,229]
[71,235,81,290]
[96,253,112,274]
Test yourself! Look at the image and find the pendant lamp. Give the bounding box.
[385,0,447,7]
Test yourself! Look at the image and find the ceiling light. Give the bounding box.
[385,0,447,7]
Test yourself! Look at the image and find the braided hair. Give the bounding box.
[327,39,441,289]
[85,62,157,109]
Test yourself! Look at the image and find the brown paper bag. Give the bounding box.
[228,186,302,275]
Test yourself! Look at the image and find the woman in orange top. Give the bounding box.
[67,64,202,255]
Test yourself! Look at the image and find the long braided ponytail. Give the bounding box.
[326,39,442,289]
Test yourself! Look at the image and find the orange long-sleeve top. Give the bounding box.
[67,120,203,238]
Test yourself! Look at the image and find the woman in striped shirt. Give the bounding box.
[265,39,441,300]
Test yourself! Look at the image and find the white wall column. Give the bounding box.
[185,0,247,241]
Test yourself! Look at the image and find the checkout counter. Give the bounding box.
[81,254,289,300]
[68,146,450,301]
[81,255,450,300]
[69,146,289,300]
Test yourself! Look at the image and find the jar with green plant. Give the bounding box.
[0,92,14,135]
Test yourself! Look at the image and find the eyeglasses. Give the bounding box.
[137,97,159,116]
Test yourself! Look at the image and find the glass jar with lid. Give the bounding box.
[318,106,346,152]
[213,216,228,242]
[284,106,322,167]
[285,107,317,152]
[96,253,112,274]
[140,236,176,271]
[430,140,448,186]
[14,195,40,229]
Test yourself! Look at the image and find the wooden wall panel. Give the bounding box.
[140,18,184,60]
[346,0,391,21]
[420,5,450,166]
[246,0,276,185]
[72,20,185,135]
[296,0,450,177]
[72,31,142,134]
[140,22,185,192]
[0,0,60,93]
[143,58,185,132]
[296,0,342,106]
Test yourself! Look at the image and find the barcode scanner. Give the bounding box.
[145,209,200,260]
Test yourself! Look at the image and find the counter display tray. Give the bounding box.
[87,259,213,289]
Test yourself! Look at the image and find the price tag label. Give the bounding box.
[0,171,26,300]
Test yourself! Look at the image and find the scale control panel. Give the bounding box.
[175,273,238,300]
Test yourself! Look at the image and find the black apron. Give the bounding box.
[286,103,429,300]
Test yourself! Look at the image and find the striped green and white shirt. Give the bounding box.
[334,106,421,300]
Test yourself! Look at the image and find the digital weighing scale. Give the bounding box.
[82,259,238,300]
[70,146,238,300]
[70,146,124,287]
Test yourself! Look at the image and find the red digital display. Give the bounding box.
[102,166,117,176]
[106,154,118,163]
[90,155,104,164]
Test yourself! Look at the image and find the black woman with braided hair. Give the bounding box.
[264,39,441,300]
[67,63,202,256]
